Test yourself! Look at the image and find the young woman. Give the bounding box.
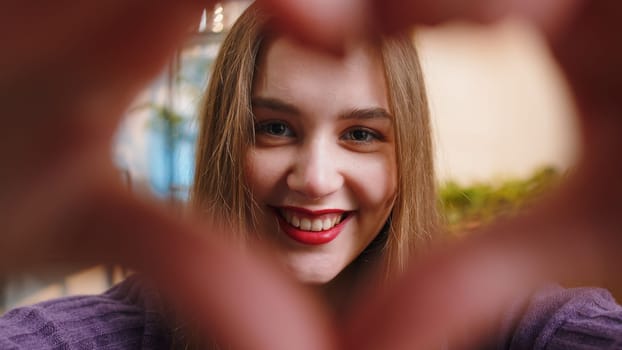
[188,4,622,347]
[1,3,621,350]
[191,3,437,310]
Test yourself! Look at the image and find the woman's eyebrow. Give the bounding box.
[339,107,393,122]
[251,97,301,115]
[251,98,393,122]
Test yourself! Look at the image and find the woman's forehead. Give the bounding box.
[253,36,388,112]
[257,36,382,77]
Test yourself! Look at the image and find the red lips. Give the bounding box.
[275,207,350,245]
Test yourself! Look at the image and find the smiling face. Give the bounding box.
[245,37,397,284]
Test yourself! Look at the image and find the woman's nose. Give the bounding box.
[286,141,343,200]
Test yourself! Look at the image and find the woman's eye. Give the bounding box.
[256,121,294,137]
[343,128,380,143]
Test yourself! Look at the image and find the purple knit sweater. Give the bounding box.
[1,277,621,349]
[0,277,171,349]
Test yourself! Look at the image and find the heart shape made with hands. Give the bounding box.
[2,0,621,349]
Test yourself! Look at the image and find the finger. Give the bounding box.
[544,0,622,294]
[256,0,510,51]
[1,0,206,189]
[371,0,583,36]
[257,0,584,53]
[372,0,513,32]
[81,193,340,350]
[1,162,339,350]
[345,163,622,350]
[256,0,369,53]
[1,0,204,75]
[0,1,130,70]
[2,0,205,139]
[345,227,543,349]
[550,0,622,151]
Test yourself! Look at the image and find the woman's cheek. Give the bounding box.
[350,152,397,207]
[244,148,291,197]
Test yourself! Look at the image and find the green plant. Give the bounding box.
[438,167,562,234]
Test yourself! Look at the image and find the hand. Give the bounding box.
[268,0,622,348]
[3,1,621,350]
[0,1,337,349]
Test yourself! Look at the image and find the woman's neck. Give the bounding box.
[315,262,362,318]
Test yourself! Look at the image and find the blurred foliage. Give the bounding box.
[143,104,186,134]
[439,166,563,234]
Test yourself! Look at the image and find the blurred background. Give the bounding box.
[1,1,579,313]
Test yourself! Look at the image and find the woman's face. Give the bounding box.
[245,37,397,284]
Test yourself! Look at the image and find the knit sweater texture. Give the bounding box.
[1,278,621,349]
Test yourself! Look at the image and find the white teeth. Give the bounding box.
[291,215,300,228]
[300,218,312,231]
[281,209,346,232]
[311,219,323,232]
[322,219,332,230]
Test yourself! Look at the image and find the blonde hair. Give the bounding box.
[191,4,438,278]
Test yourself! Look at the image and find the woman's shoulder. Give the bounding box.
[0,275,172,349]
[492,285,622,350]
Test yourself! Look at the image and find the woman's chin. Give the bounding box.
[280,251,349,285]
[289,266,340,285]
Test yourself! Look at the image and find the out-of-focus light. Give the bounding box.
[198,8,207,32]
[194,1,252,35]
[212,22,224,33]
[211,4,225,33]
